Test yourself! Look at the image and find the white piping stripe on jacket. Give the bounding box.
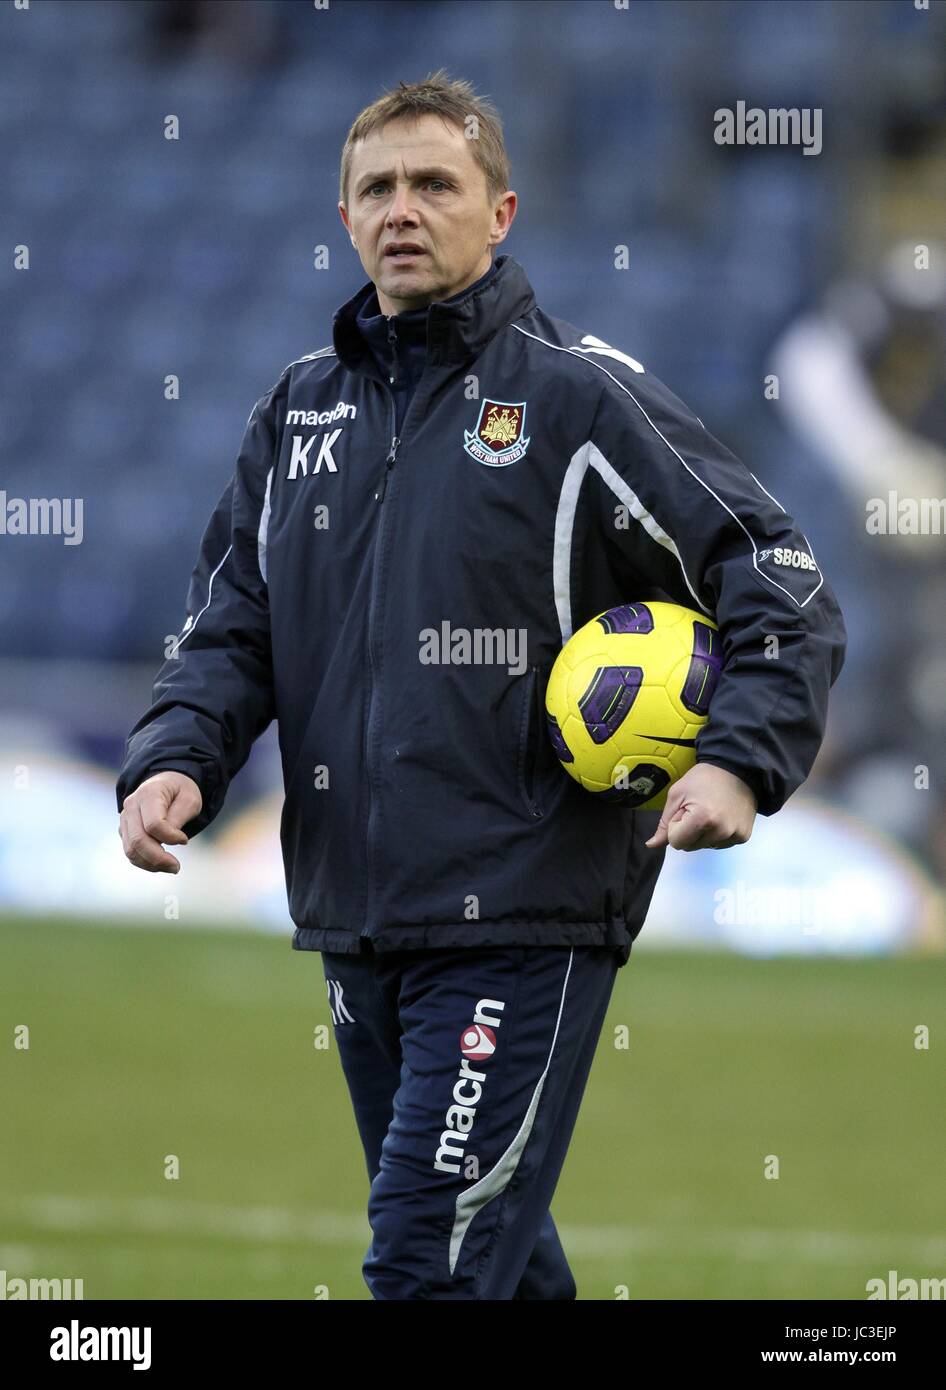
[749,470,784,512]
[553,446,592,643]
[254,348,338,584]
[172,544,232,651]
[553,440,710,643]
[286,345,337,368]
[512,324,824,610]
[448,948,575,1278]
[257,466,274,584]
[588,441,711,619]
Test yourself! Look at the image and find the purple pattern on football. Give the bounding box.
[546,712,574,763]
[596,603,655,635]
[578,665,643,745]
[681,620,723,716]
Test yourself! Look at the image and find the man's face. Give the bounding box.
[339,113,516,315]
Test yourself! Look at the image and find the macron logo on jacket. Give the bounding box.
[286,401,357,426]
[285,400,358,478]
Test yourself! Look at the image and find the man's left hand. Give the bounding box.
[644,762,758,851]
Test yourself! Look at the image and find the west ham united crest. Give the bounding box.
[463,399,531,466]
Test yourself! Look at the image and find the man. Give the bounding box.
[117,71,846,1299]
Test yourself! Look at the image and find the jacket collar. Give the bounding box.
[332,254,536,377]
[353,259,498,386]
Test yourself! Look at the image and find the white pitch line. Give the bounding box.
[4,1195,368,1247]
[559,1223,946,1264]
[3,1195,944,1267]
[0,1243,52,1268]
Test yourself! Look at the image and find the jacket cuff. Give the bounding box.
[694,756,770,814]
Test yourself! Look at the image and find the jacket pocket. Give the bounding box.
[516,665,546,819]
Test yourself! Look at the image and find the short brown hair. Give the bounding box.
[339,68,511,208]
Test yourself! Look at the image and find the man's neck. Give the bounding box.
[376,257,496,317]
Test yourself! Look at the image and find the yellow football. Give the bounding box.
[545,600,721,810]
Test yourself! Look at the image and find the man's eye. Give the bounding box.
[364,179,449,196]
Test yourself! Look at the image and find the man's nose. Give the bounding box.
[386,184,419,224]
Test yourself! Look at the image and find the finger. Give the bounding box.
[644,787,688,847]
[680,830,717,852]
[669,814,716,851]
[120,801,181,873]
[679,823,742,851]
[140,806,189,846]
[137,787,193,842]
[645,811,676,847]
[710,830,750,850]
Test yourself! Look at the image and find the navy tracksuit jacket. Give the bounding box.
[116,253,846,1298]
[116,252,847,965]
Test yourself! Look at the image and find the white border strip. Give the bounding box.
[173,545,232,651]
[513,324,824,610]
[257,466,274,585]
[448,948,575,1277]
[552,440,711,643]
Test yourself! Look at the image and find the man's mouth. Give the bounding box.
[384,243,427,262]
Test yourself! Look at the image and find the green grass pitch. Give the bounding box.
[1,917,942,1299]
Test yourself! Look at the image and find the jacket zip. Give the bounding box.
[375,316,401,504]
[375,435,399,503]
[363,397,397,938]
[361,323,432,937]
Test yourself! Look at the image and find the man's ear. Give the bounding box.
[338,201,355,247]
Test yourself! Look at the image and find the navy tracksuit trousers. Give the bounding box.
[320,942,620,1300]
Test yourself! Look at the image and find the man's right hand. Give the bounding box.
[119,771,203,874]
